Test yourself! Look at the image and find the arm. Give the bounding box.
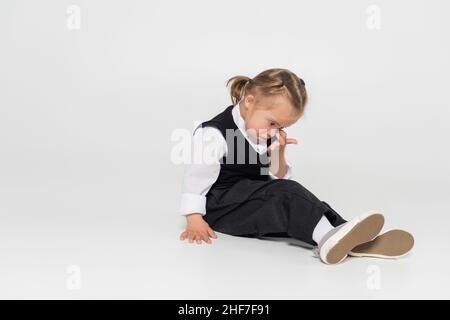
[179,126,227,244]
[268,129,297,179]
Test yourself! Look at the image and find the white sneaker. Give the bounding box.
[317,212,385,264]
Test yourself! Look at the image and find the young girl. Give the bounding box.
[179,68,414,264]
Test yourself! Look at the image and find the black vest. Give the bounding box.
[195,105,273,191]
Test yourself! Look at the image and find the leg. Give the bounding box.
[204,179,347,246]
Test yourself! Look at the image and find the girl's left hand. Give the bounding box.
[268,129,298,154]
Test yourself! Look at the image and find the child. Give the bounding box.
[179,68,414,264]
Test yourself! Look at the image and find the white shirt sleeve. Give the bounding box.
[268,158,293,180]
[179,126,227,216]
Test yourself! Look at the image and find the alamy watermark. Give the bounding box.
[66,265,81,290]
[66,5,81,30]
[366,4,381,30]
[366,264,381,290]
[171,125,282,176]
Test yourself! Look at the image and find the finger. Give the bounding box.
[202,233,212,244]
[207,228,217,239]
[180,231,187,240]
[276,132,286,145]
[286,138,298,144]
[188,232,194,243]
[195,234,202,244]
[196,231,208,243]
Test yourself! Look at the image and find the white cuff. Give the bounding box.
[269,159,293,180]
[179,193,207,216]
[284,159,293,179]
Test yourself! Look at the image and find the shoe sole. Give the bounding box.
[349,229,414,258]
[322,212,385,264]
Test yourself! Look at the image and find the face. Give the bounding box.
[239,94,301,144]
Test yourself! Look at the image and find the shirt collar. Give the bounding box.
[231,103,267,153]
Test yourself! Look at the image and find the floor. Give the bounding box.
[1,162,449,299]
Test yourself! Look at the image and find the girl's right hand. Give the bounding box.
[179,213,218,244]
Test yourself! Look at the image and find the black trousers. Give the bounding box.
[204,178,347,246]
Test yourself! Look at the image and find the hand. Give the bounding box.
[179,213,218,244]
[268,129,298,155]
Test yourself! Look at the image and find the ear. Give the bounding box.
[244,94,256,110]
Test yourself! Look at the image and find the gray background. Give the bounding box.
[0,0,449,299]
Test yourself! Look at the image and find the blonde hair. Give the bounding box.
[226,68,308,115]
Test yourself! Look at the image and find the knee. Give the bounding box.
[267,179,323,205]
[267,179,304,195]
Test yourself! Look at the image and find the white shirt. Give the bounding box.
[179,103,293,216]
